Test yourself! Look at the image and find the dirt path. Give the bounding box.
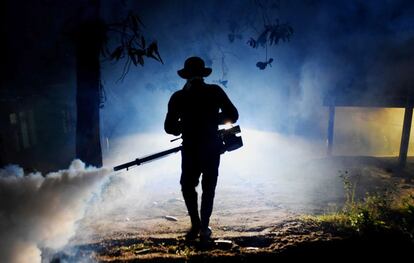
[42,156,412,262]
[49,217,413,262]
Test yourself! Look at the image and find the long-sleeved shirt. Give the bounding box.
[164,79,238,144]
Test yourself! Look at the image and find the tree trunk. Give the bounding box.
[75,17,104,167]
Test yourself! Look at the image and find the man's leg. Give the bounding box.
[181,182,201,229]
[180,149,201,237]
[200,153,220,233]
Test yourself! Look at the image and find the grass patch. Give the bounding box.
[306,171,414,239]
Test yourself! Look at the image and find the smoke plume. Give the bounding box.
[0,160,111,263]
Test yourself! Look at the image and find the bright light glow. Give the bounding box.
[101,129,330,218]
[81,129,396,243]
[333,107,414,156]
[219,122,233,130]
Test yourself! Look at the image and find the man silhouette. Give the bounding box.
[164,56,239,241]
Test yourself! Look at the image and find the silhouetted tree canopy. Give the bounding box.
[102,11,163,81]
[227,0,294,70]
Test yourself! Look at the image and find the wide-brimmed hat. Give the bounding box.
[177,56,212,79]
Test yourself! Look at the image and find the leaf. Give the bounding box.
[247,22,294,51]
[104,12,162,80]
[137,54,144,66]
[256,61,267,70]
[146,42,163,64]
[110,46,123,60]
[247,38,257,48]
[129,48,137,66]
[269,29,281,45]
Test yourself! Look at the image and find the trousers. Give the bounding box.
[180,142,220,229]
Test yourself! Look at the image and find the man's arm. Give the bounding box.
[217,86,239,124]
[164,93,182,136]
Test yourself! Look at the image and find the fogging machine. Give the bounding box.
[113,125,243,171]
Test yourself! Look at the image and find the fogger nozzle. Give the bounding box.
[113,125,243,171]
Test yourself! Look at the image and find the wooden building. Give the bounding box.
[324,93,413,167]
